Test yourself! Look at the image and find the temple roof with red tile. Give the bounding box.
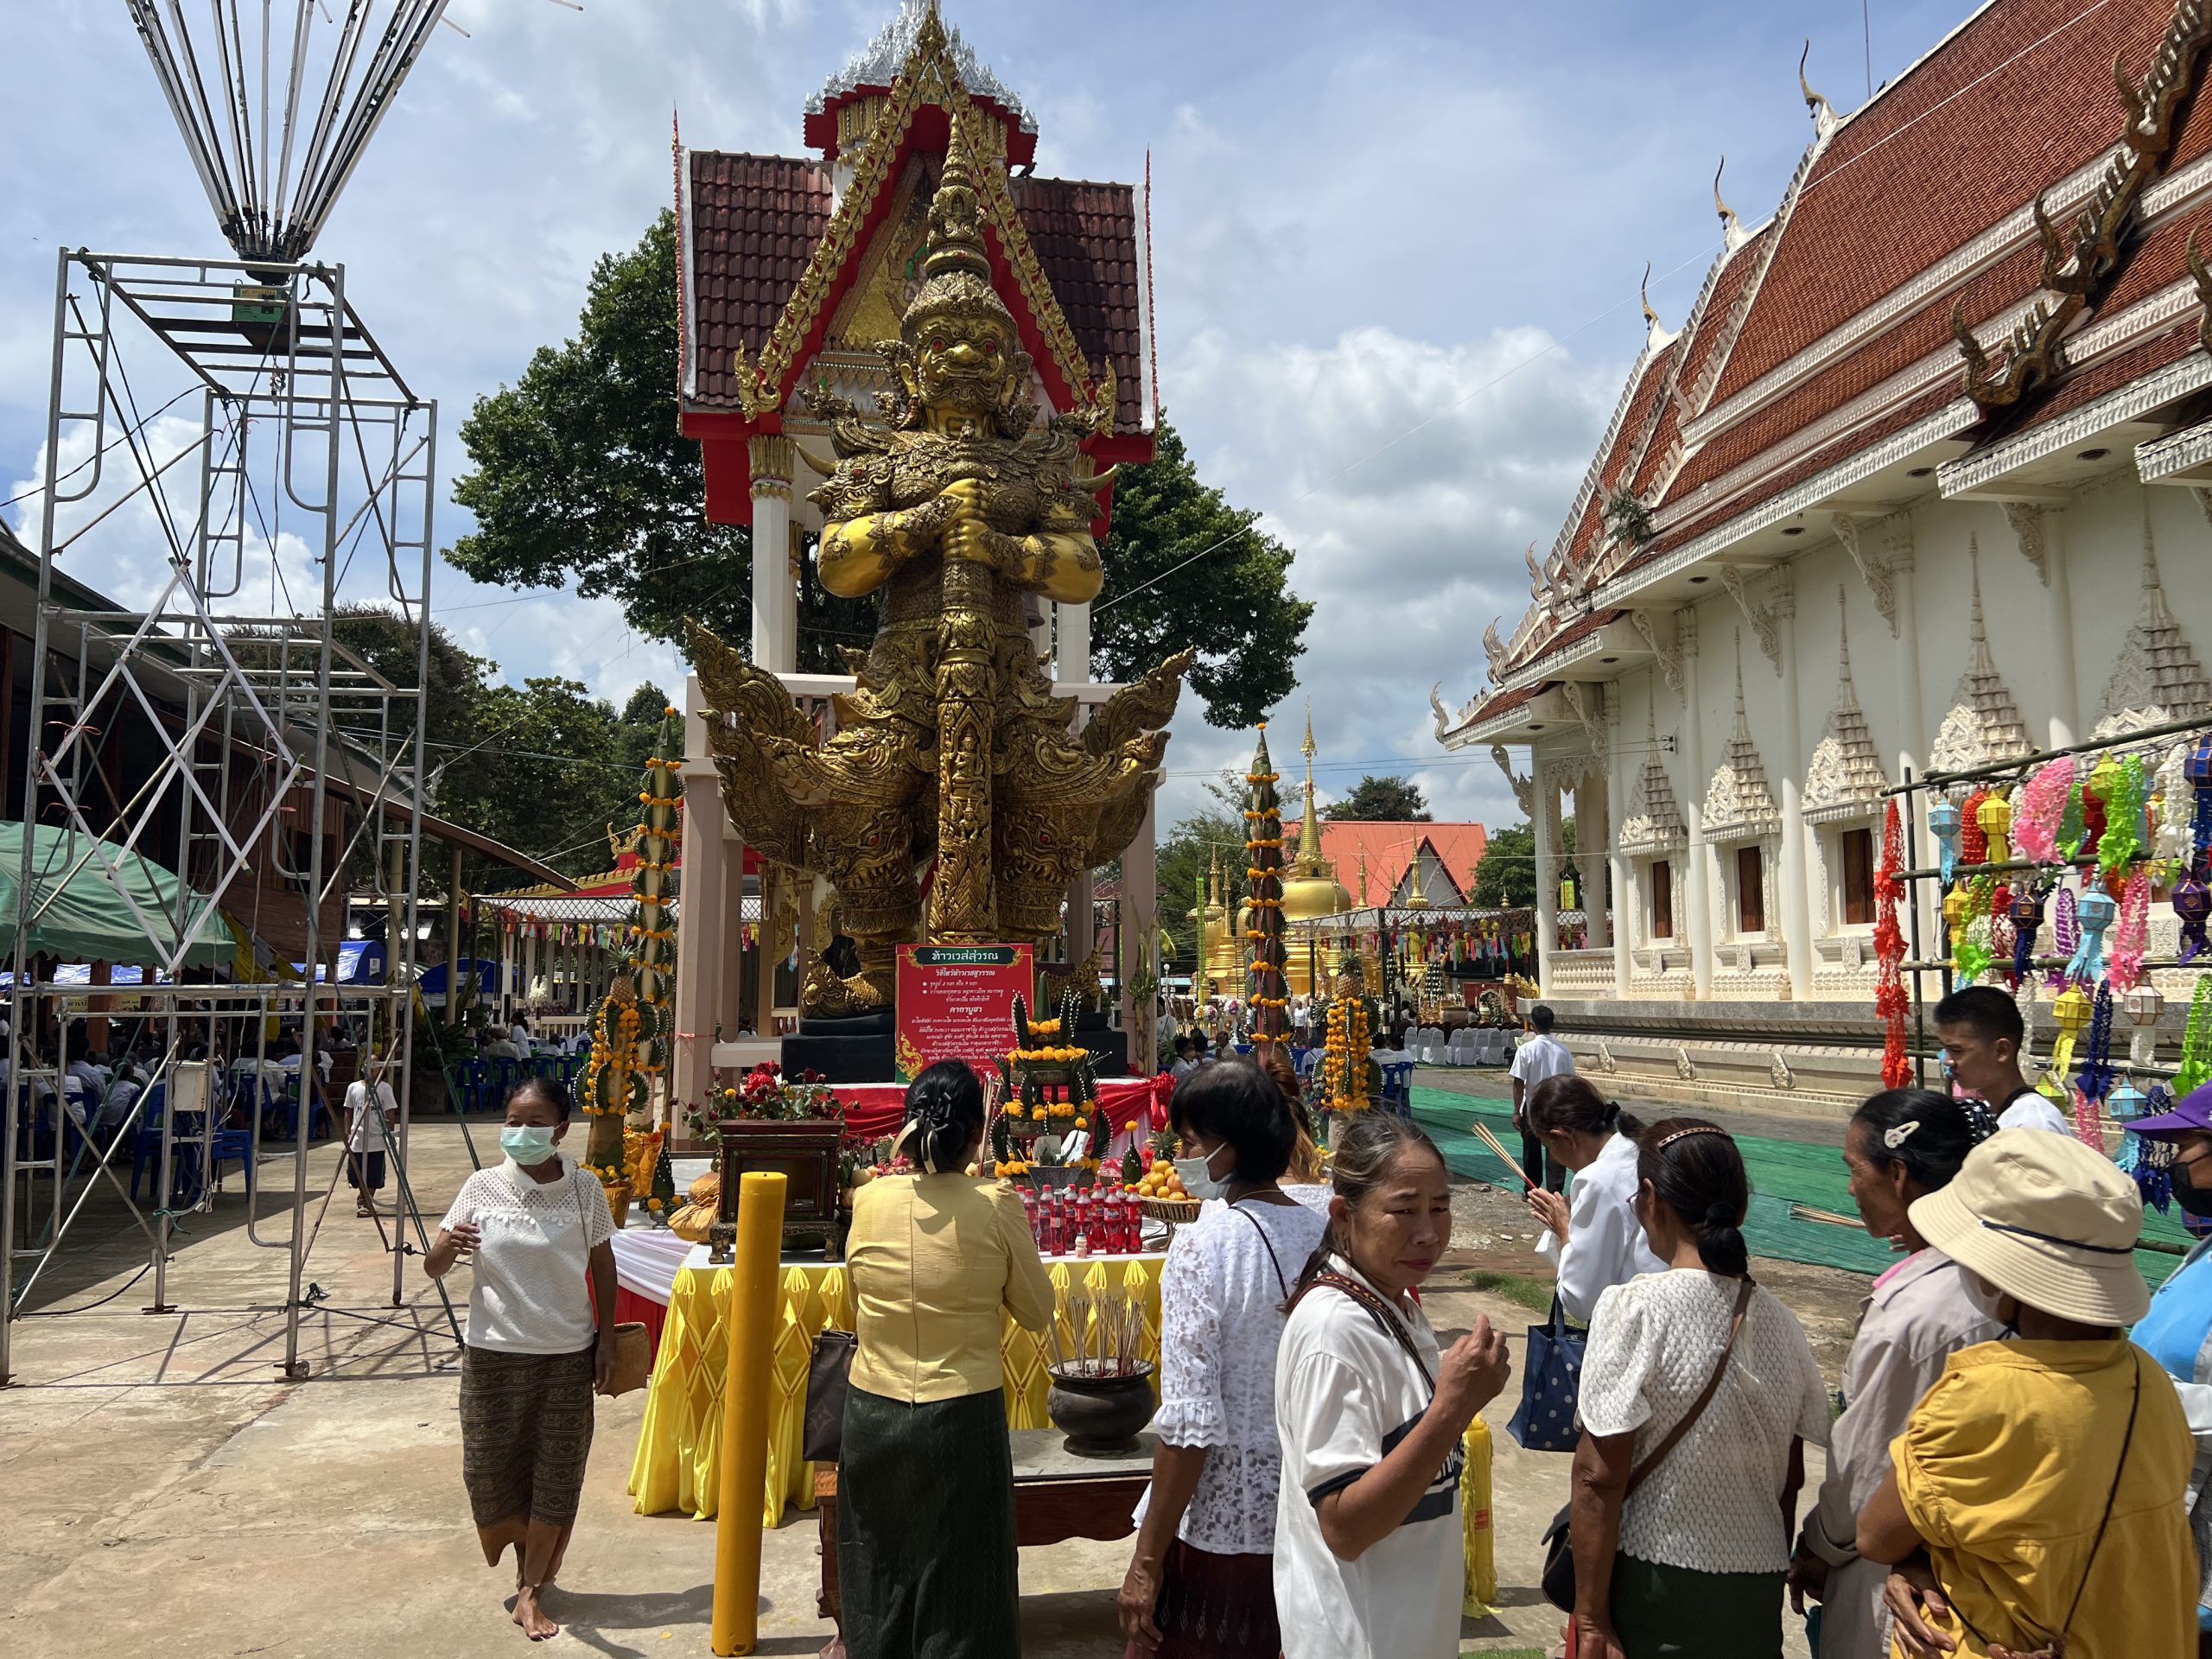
[1442,0,2212,749]
[675,3,1154,527]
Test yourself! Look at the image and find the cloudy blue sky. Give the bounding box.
[3,0,1979,841]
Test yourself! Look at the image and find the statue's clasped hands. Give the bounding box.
[936,477,1008,569]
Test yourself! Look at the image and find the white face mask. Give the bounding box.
[1962,1273,2013,1325]
[1173,1142,1232,1202]
[501,1124,560,1166]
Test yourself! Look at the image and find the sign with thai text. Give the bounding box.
[893,944,1033,1083]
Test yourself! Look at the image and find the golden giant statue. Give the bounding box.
[690,118,1189,1014]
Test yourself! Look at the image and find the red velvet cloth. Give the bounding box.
[833,1074,1169,1141]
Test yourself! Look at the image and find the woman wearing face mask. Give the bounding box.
[1786,1090,1999,1659]
[425,1077,617,1643]
[1273,1112,1512,1659]
[1856,1128,2194,1659]
[1119,1063,1328,1657]
[2108,1079,2212,1656]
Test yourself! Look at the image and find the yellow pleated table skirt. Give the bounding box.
[626,1254,1167,1527]
[623,1251,1494,1612]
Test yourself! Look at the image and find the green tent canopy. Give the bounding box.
[0,821,236,970]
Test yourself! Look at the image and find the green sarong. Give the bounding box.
[836,1384,1018,1659]
[1611,1554,1787,1658]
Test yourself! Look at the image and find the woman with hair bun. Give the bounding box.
[1787,1089,2000,1658]
[1523,1077,1666,1325]
[1570,1118,1830,1659]
[837,1058,1055,1659]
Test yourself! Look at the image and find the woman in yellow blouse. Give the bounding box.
[1855,1129,2194,1658]
[839,1058,1055,1659]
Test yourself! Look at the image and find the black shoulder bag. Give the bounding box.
[1539,1274,1758,1611]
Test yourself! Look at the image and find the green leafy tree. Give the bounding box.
[1093,422,1313,728]
[444,217,1313,712]
[1466,817,1583,910]
[444,213,873,671]
[1323,774,1431,822]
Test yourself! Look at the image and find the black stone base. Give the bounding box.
[1073,1012,1129,1078]
[782,1010,894,1084]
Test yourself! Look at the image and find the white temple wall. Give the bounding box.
[1520,467,2212,1114]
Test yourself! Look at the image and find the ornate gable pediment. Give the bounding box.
[2094,508,2212,738]
[1704,635,1780,843]
[1618,710,1686,855]
[731,14,1109,429]
[1929,539,2031,773]
[1803,592,1889,823]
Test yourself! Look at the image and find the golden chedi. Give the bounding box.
[1199,852,1244,995]
[1280,708,1351,995]
[689,115,1191,1014]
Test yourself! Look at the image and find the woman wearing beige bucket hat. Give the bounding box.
[1855,1128,2195,1658]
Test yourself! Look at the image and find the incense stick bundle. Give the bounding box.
[1471,1120,1535,1189]
[1790,1203,1862,1230]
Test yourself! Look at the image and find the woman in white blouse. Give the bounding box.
[1523,1077,1665,1325]
[1117,1062,1328,1658]
[1571,1118,1830,1659]
[425,1077,618,1643]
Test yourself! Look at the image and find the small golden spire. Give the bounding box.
[1405,840,1431,910]
[1357,847,1370,907]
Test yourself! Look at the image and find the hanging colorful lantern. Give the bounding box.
[2008,883,2045,988]
[2126,981,2166,1068]
[2081,758,2121,854]
[1958,788,1991,868]
[2108,871,2151,994]
[2068,888,2115,984]
[2074,981,2116,1109]
[1929,796,1962,885]
[2047,886,2080,988]
[2014,756,2075,866]
[2177,868,2212,965]
[2188,735,2212,868]
[1874,799,1910,1088]
[2047,982,2094,1091]
[1977,788,2013,866]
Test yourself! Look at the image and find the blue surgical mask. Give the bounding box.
[501,1124,560,1166]
[1173,1143,1231,1202]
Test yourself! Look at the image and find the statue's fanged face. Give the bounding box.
[915,315,1014,414]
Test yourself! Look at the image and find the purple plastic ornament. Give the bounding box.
[2178,869,2212,965]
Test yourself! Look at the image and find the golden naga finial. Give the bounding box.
[1639,260,1659,330]
[1713,156,1737,226]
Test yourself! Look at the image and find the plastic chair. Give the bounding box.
[1380,1062,1416,1115]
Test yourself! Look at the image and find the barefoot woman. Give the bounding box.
[425,1077,618,1640]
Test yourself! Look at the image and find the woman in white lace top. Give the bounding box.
[1118,1062,1327,1659]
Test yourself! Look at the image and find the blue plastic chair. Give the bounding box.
[1380,1061,1416,1115]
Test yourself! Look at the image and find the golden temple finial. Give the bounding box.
[1357,846,1370,907]
[1405,838,1431,909]
[1296,701,1324,873]
[1640,260,1658,328]
[922,114,991,284]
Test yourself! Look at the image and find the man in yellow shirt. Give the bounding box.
[1856,1130,2196,1658]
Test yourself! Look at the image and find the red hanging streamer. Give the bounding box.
[1874,798,1910,1087]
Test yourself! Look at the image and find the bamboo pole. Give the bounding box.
[710,1171,787,1656]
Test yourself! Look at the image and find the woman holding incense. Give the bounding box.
[1118,1062,1328,1657]
[1522,1076,1666,1325]
[839,1058,1056,1659]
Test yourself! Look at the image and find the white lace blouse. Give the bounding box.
[1137,1195,1330,1553]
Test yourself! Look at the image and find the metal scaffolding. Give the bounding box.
[0,248,438,1384]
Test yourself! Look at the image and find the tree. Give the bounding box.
[445,216,1313,715]
[1323,774,1431,822]
[1466,817,1582,910]
[1093,422,1313,728]
[445,213,874,671]
[1154,772,1257,973]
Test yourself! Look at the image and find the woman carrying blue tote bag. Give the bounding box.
[1507,1296,1585,1451]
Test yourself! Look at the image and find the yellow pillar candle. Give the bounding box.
[711,1172,788,1656]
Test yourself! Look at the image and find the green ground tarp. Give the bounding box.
[1408,1084,2185,1288]
[0,821,234,969]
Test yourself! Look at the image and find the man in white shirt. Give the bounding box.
[1505,1004,1574,1192]
[1932,984,2071,1134]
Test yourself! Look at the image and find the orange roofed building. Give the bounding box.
[1437,0,2212,1113]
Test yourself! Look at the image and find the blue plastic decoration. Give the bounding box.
[2068,888,2115,984]
[2189,736,2212,866]
[1930,797,1961,886]
[2075,981,2116,1105]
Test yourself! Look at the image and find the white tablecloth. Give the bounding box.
[611,1225,696,1304]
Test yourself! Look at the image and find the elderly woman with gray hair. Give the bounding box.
[838,1058,1056,1658]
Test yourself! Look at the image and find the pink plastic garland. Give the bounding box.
[2110,871,2151,993]
[2014,756,2074,865]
